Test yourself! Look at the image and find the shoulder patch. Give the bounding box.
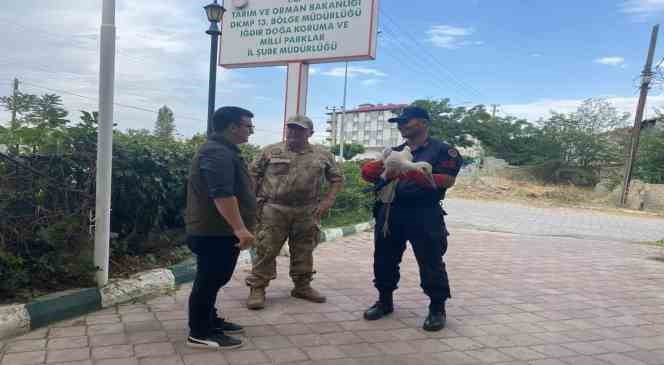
[448,148,458,158]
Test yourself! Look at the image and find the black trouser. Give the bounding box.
[373,202,451,311]
[187,235,240,337]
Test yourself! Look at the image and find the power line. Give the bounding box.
[379,11,486,102]
[16,79,285,136]
[379,23,473,100]
[379,10,486,101]
[378,21,477,102]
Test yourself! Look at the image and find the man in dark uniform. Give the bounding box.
[185,106,257,349]
[360,106,462,331]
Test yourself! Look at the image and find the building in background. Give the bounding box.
[326,103,408,154]
[326,103,485,161]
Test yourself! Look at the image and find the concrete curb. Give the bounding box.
[100,269,175,308]
[0,305,30,339]
[0,220,373,341]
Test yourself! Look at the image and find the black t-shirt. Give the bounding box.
[200,138,246,200]
[392,137,463,206]
[185,134,256,237]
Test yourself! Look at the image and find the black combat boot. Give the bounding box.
[363,292,394,321]
[423,301,446,331]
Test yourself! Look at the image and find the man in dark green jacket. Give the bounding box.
[185,106,257,349]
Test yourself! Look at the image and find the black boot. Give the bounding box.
[363,301,394,321]
[423,303,446,332]
[364,292,394,321]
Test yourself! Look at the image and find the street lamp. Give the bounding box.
[204,0,225,135]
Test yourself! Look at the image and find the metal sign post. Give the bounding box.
[283,62,310,140]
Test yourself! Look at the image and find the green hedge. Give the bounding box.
[0,117,374,301]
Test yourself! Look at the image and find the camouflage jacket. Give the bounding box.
[250,142,343,206]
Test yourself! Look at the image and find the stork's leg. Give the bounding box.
[423,172,438,189]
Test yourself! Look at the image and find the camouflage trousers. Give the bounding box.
[245,203,321,289]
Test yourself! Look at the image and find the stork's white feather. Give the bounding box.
[379,146,436,187]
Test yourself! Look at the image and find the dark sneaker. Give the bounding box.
[186,333,243,349]
[422,310,446,332]
[363,302,394,321]
[212,318,244,335]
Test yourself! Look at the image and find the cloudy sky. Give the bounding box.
[1,0,664,145]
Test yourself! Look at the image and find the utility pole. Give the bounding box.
[620,24,659,207]
[325,106,340,149]
[10,78,18,127]
[325,105,339,146]
[490,104,499,121]
[339,62,349,161]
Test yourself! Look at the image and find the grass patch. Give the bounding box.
[321,208,372,229]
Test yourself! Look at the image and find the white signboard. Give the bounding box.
[219,0,379,68]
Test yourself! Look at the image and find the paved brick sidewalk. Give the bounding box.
[3,228,664,364]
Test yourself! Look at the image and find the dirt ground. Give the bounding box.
[448,175,664,220]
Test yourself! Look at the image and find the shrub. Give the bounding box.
[322,161,373,227]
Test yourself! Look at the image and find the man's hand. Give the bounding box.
[313,199,334,221]
[234,228,255,250]
[360,160,384,183]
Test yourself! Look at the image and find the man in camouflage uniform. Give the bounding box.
[245,115,344,309]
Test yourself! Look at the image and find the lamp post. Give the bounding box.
[204,0,225,135]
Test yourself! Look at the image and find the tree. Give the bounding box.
[330,143,365,160]
[635,129,664,183]
[240,144,261,163]
[541,98,630,169]
[0,93,69,154]
[411,99,556,165]
[0,91,38,129]
[154,105,175,140]
[574,98,629,133]
[26,94,69,128]
[412,99,481,148]
[455,109,559,166]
